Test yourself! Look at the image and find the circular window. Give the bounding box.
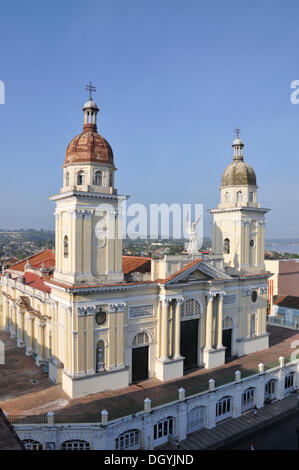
[251,290,257,303]
[95,307,107,325]
[250,239,255,248]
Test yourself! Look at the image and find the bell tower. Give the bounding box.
[50,85,126,285]
[210,131,270,274]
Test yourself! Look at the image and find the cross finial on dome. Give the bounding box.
[234,127,241,139]
[85,81,96,101]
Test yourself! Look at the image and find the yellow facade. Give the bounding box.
[0,103,271,398]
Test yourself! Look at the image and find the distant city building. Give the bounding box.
[271,295,299,328]
[265,259,299,303]
[0,96,270,399]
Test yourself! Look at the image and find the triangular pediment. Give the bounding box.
[164,260,232,286]
[178,269,211,282]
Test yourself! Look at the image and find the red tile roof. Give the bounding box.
[122,256,151,274]
[8,249,55,273]
[6,251,154,293]
[23,272,52,293]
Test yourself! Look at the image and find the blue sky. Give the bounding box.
[0,0,299,238]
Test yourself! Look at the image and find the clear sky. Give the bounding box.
[0,0,299,238]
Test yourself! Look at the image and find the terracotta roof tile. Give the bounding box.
[23,272,51,293]
[8,249,55,273]
[122,256,151,274]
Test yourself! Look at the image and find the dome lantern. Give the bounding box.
[64,83,115,167]
[221,129,256,187]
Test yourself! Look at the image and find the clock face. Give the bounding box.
[95,308,107,325]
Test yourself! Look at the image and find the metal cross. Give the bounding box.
[234,127,241,138]
[85,81,96,100]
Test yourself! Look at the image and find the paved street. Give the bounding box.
[222,409,299,450]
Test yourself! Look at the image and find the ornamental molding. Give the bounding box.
[108,303,126,313]
[159,295,184,304]
[258,286,267,294]
[242,288,251,297]
[77,305,96,316]
[69,209,94,219]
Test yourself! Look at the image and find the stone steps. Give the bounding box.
[162,396,298,450]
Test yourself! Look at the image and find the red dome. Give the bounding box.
[64,123,114,166]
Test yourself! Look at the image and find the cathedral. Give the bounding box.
[0,94,270,399]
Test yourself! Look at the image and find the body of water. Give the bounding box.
[265,239,299,255]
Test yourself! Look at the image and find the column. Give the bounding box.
[16,307,25,347]
[107,211,117,274]
[205,294,214,350]
[256,221,261,266]
[160,300,169,360]
[25,314,34,356]
[116,304,125,367]
[4,300,9,332]
[108,304,117,368]
[260,221,265,266]
[174,298,183,358]
[36,322,45,365]
[244,220,250,265]
[217,293,224,348]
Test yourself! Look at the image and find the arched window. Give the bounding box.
[250,314,256,337]
[61,440,90,450]
[153,416,174,442]
[22,439,42,450]
[77,171,84,185]
[115,429,141,450]
[188,406,206,433]
[216,396,232,421]
[94,170,102,186]
[181,298,201,317]
[249,191,253,202]
[223,316,233,330]
[236,191,242,203]
[96,340,105,372]
[241,387,255,411]
[225,192,230,203]
[265,379,276,401]
[285,372,295,391]
[65,172,69,187]
[224,238,230,254]
[132,331,149,346]
[63,235,69,258]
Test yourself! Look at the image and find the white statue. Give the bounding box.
[185,213,202,256]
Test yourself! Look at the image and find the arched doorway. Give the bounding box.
[132,332,149,383]
[180,299,200,370]
[222,316,233,359]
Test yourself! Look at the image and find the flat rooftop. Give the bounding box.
[0,325,298,422]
